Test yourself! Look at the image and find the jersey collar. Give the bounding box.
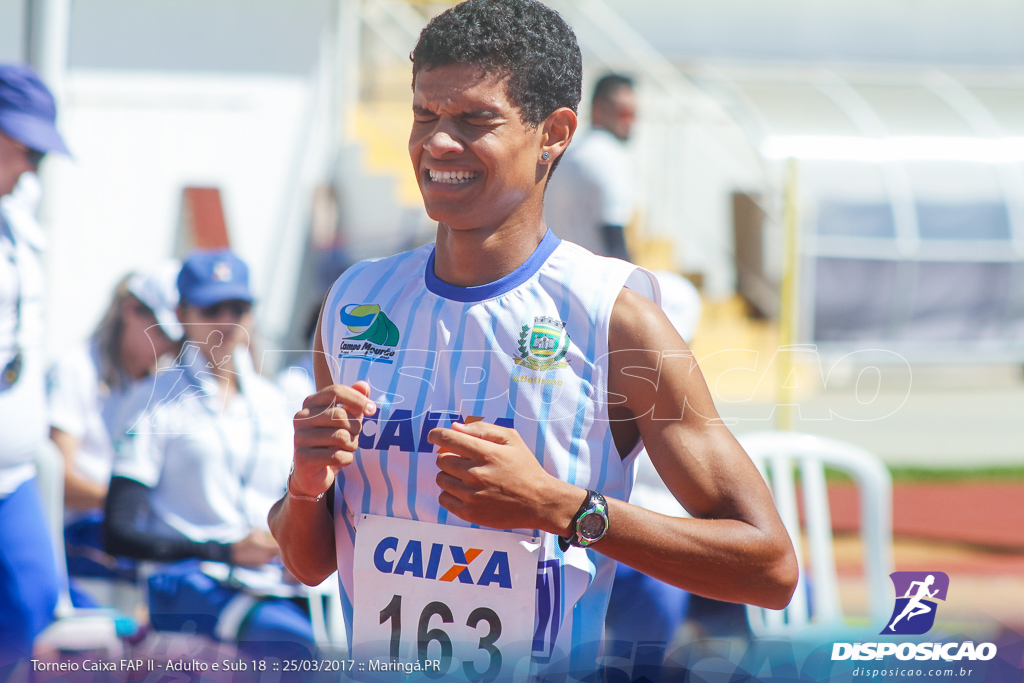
[424,229,560,303]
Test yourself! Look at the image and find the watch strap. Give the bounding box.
[558,490,607,551]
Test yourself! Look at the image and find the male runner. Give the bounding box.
[270,0,797,677]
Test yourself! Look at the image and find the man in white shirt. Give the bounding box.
[545,74,638,260]
[0,64,70,673]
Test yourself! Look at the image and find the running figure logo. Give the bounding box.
[883,571,949,635]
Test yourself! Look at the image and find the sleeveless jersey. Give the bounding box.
[322,231,659,674]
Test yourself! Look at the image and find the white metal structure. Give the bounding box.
[695,63,1024,361]
[737,431,894,636]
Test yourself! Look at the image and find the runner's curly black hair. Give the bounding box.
[411,0,583,128]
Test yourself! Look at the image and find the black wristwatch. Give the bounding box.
[558,490,609,551]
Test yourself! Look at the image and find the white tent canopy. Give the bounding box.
[691,62,1024,360]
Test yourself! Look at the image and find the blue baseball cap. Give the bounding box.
[0,64,69,155]
[177,249,254,308]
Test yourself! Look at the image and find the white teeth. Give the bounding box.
[428,169,479,184]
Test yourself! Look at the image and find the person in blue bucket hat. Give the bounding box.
[0,64,69,196]
[0,64,71,674]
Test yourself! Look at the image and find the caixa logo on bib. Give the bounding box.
[884,571,949,635]
[373,536,513,589]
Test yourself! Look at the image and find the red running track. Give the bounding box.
[825,483,1024,551]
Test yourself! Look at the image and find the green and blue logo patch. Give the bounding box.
[338,303,400,363]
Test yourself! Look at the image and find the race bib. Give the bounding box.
[352,515,540,682]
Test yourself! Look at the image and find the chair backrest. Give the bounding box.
[33,439,75,617]
[737,431,894,636]
[305,572,348,653]
[33,441,128,660]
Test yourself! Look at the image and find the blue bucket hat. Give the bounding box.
[0,64,70,155]
[177,249,254,308]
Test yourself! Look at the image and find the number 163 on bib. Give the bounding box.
[353,515,540,682]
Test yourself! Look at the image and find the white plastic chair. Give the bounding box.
[737,431,894,636]
[31,440,127,658]
[305,572,348,654]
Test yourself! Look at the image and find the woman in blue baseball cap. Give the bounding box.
[104,249,316,672]
[0,63,70,671]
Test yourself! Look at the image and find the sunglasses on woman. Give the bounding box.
[196,300,251,319]
[12,139,45,167]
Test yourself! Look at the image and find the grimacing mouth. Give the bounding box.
[427,169,480,184]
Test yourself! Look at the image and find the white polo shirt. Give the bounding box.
[48,342,137,497]
[0,175,48,496]
[112,343,293,544]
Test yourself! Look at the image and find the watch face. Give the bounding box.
[578,511,608,540]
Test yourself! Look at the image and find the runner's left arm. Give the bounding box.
[431,287,798,609]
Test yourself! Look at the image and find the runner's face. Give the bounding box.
[0,131,38,198]
[409,63,545,232]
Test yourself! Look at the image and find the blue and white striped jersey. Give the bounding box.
[322,231,659,675]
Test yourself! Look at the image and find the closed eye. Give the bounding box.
[461,109,501,126]
[464,117,499,127]
[412,106,438,122]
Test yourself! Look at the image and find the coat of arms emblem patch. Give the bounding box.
[515,316,570,371]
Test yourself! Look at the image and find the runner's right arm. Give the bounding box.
[269,307,377,586]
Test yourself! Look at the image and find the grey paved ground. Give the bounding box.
[719,376,1024,468]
